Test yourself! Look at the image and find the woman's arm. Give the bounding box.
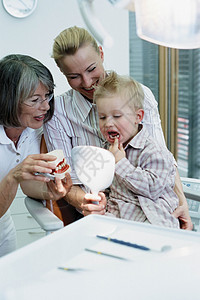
[0,172,19,217]
[0,153,56,217]
[63,185,105,215]
[21,173,72,201]
[63,185,86,211]
[21,138,72,201]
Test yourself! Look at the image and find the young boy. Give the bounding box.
[93,71,180,228]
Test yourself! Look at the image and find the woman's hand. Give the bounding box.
[81,192,107,216]
[109,138,125,163]
[173,168,193,230]
[12,153,58,183]
[46,173,72,200]
[16,153,72,201]
[172,204,193,230]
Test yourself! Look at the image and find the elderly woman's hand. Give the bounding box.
[12,153,58,183]
[12,153,72,201]
[81,192,107,216]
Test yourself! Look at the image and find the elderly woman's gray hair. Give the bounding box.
[0,54,55,127]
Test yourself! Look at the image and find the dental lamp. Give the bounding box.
[77,0,114,48]
[77,0,200,49]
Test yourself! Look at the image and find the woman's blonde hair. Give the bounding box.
[52,26,100,66]
[94,71,144,110]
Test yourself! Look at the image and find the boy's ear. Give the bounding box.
[136,109,144,123]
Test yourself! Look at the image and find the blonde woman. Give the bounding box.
[44,26,192,229]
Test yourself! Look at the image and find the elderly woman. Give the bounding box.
[0,54,72,256]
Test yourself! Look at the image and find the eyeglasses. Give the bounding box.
[23,92,54,108]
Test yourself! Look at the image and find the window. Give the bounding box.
[129,13,159,102]
[129,12,200,179]
[178,50,200,178]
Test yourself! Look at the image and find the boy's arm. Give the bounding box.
[172,169,193,230]
[113,149,171,201]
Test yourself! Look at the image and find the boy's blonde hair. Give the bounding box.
[52,26,100,66]
[94,71,144,110]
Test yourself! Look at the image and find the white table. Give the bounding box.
[0,215,200,300]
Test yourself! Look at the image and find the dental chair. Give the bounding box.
[24,198,83,235]
[181,177,200,231]
[25,177,200,235]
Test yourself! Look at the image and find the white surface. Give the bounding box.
[0,0,129,96]
[0,215,200,300]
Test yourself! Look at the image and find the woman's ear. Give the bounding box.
[136,109,144,124]
[99,46,104,62]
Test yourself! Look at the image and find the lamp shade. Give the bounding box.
[134,0,200,49]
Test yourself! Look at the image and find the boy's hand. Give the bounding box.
[109,138,125,163]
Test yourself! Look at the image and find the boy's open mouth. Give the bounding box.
[108,131,120,139]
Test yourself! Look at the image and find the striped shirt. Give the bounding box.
[107,125,179,228]
[44,84,167,185]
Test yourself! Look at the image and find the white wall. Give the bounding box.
[0,0,129,96]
